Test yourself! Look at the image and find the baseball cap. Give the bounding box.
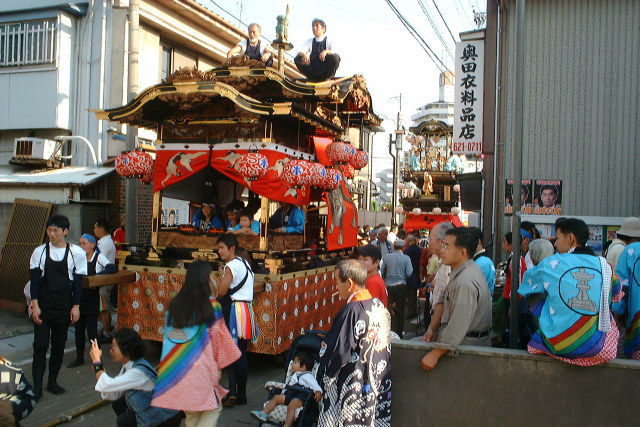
[356,244,382,261]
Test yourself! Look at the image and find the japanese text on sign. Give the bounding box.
[454,41,484,155]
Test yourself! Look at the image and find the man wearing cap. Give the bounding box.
[192,202,223,231]
[382,239,413,336]
[421,228,491,371]
[614,219,640,360]
[29,215,87,400]
[607,217,640,356]
[356,244,388,307]
[606,217,640,269]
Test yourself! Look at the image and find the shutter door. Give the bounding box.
[0,198,53,311]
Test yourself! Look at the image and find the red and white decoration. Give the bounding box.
[236,152,269,181]
[319,168,343,190]
[282,158,313,186]
[307,163,329,186]
[339,163,355,179]
[350,149,369,169]
[140,168,154,184]
[115,150,154,178]
[325,141,356,164]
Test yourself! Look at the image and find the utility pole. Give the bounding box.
[125,0,139,244]
[392,94,403,225]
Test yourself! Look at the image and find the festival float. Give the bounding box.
[93,39,380,356]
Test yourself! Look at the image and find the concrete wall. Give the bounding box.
[391,341,640,426]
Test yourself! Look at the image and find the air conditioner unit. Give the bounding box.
[13,137,58,160]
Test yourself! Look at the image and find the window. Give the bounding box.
[161,44,173,79]
[0,19,56,67]
[362,130,370,153]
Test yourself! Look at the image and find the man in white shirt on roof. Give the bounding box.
[294,18,340,82]
[227,23,275,66]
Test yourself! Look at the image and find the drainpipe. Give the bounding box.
[491,0,504,261]
[389,134,396,217]
[125,0,140,244]
[97,0,110,164]
[55,136,98,166]
[509,0,526,349]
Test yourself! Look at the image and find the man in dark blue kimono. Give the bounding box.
[319,259,391,426]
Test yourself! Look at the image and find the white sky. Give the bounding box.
[197,0,484,160]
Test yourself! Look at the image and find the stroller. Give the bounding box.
[254,330,326,427]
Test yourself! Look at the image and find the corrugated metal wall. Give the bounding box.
[500,0,640,216]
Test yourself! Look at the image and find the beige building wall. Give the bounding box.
[499,0,640,217]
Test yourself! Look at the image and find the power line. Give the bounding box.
[383,0,451,73]
[453,0,474,28]
[431,0,457,43]
[417,0,454,63]
[203,0,296,60]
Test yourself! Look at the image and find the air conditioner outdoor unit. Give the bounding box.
[13,137,57,160]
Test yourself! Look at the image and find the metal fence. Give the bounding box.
[0,19,56,67]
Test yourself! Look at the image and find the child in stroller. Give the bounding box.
[251,330,325,427]
[250,352,321,426]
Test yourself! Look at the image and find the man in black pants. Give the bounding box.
[294,19,340,82]
[216,233,258,407]
[29,215,87,400]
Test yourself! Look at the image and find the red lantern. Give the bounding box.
[139,167,154,184]
[350,150,369,169]
[339,163,355,179]
[319,168,343,190]
[307,163,328,186]
[282,158,313,186]
[236,152,268,181]
[325,141,356,164]
[115,150,153,177]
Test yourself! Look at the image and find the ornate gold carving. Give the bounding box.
[162,66,208,84]
[227,55,269,68]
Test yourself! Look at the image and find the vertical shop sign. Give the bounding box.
[453,41,484,155]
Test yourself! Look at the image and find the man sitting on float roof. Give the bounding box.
[268,202,304,234]
[294,18,340,82]
[227,23,275,67]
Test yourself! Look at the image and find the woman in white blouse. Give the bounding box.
[89,328,181,427]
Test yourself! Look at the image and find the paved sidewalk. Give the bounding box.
[0,308,285,426]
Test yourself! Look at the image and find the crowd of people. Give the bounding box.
[3,212,640,426]
[357,217,640,372]
[189,199,305,236]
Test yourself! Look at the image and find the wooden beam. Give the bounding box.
[82,271,137,288]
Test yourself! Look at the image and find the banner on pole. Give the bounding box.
[453,40,484,155]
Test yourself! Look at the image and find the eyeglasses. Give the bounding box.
[441,242,459,251]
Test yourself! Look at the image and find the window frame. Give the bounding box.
[0,18,57,68]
